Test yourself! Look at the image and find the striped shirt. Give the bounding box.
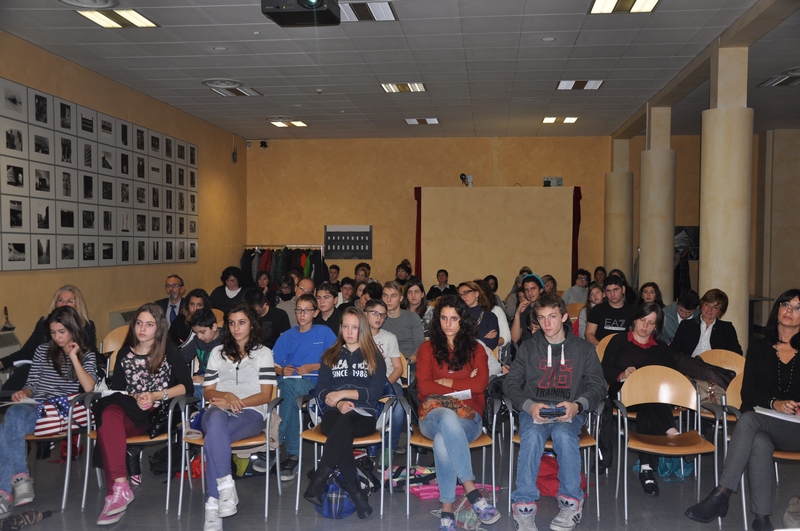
[24,344,97,400]
[204,345,276,420]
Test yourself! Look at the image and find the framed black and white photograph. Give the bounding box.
[98,175,115,206]
[188,215,198,237]
[54,98,75,133]
[0,116,28,159]
[78,139,96,171]
[148,157,162,185]
[176,190,186,213]
[79,236,98,267]
[31,235,55,270]
[116,149,130,178]
[80,204,98,235]
[148,130,161,158]
[188,240,197,261]
[116,237,132,265]
[133,125,147,154]
[149,237,161,263]
[99,146,115,176]
[99,236,115,266]
[80,173,97,204]
[77,106,96,140]
[188,192,197,214]
[117,179,131,207]
[164,213,174,236]
[134,237,148,264]
[117,208,133,236]
[176,141,186,163]
[189,169,197,191]
[3,234,31,271]
[1,155,29,196]
[149,184,161,210]
[188,144,197,168]
[177,165,186,188]
[55,168,75,201]
[176,239,186,262]
[134,209,148,235]
[98,113,114,145]
[134,154,146,180]
[134,183,147,208]
[28,125,54,164]
[164,239,174,262]
[56,201,77,235]
[55,132,76,168]
[2,195,29,232]
[177,215,187,237]
[56,235,78,268]
[116,119,130,149]
[163,161,174,186]
[164,137,174,161]
[29,198,55,234]
[149,212,162,237]
[28,89,53,129]
[164,188,174,212]
[0,78,27,121]
[99,207,116,235]
[29,162,55,199]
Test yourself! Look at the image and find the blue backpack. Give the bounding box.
[314,471,356,519]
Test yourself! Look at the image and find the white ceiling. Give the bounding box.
[1,0,798,139]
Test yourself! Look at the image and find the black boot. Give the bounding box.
[303,465,334,506]
[342,480,372,519]
[752,516,774,531]
[685,488,730,523]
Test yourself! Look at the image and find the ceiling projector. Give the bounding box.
[261,0,341,27]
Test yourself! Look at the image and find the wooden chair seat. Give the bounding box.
[773,450,800,461]
[187,433,266,449]
[410,429,493,450]
[627,431,714,455]
[300,424,382,446]
[87,430,169,445]
[25,433,70,443]
[511,426,597,450]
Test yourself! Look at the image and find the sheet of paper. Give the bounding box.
[754,406,800,424]
[445,389,472,401]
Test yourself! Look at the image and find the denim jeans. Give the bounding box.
[201,407,264,499]
[0,404,38,494]
[511,410,585,503]
[419,407,483,504]
[369,382,405,455]
[277,377,316,458]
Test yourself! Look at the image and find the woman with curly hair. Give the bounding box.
[416,295,499,531]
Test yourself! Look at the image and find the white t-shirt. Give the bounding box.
[204,345,277,419]
[373,328,401,379]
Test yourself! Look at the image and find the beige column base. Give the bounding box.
[639,149,676,301]
[604,171,634,279]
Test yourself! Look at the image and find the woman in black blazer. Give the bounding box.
[670,289,742,357]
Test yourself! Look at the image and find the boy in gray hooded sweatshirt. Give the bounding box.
[503,293,606,531]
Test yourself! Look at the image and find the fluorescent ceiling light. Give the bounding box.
[542,117,557,124]
[339,4,356,21]
[290,121,307,127]
[630,0,659,12]
[271,122,289,128]
[368,2,396,21]
[406,118,438,125]
[114,9,157,27]
[564,117,579,123]
[558,80,604,90]
[342,2,397,22]
[585,80,604,90]
[590,0,617,14]
[558,81,575,90]
[77,9,157,28]
[381,83,427,93]
[78,10,121,28]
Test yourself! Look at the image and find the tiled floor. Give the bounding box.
[12,430,800,531]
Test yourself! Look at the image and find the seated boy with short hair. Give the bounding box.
[181,309,222,399]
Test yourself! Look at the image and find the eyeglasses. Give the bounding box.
[294,308,315,315]
[780,302,800,313]
[164,283,183,289]
[296,286,313,294]
[57,298,76,304]
[458,289,475,297]
[368,310,387,320]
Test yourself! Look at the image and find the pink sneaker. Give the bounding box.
[97,495,125,526]
[97,481,134,524]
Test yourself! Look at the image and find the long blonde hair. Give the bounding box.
[321,307,380,375]
[49,285,90,327]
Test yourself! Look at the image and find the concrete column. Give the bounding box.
[639,106,676,300]
[604,140,633,278]
[699,46,753,347]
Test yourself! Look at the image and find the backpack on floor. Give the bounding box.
[314,471,356,519]
[431,488,494,531]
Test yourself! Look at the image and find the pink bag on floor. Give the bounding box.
[409,483,499,500]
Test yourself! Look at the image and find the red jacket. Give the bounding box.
[416,340,489,418]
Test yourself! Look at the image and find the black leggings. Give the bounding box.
[319,409,376,482]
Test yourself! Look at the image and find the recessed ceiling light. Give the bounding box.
[541,37,556,42]
[339,2,398,22]
[290,121,307,127]
[202,79,243,89]
[405,118,439,125]
[77,10,120,27]
[77,9,157,28]
[212,46,228,51]
[557,80,604,90]
[784,66,800,76]
[381,83,427,93]
[60,0,118,7]
[114,10,156,27]
[267,118,307,128]
[564,117,579,123]
[590,0,659,14]
[271,122,289,128]
[543,117,557,124]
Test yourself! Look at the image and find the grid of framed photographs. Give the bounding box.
[0,77,198,271]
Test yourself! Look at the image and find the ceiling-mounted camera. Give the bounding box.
[460,173,473,187]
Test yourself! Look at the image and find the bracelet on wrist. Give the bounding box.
[769,398,776,410]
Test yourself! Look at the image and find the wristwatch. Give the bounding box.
[162,389,169,402]
[575,402,584,414]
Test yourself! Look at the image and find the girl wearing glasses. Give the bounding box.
[457,281,502,350]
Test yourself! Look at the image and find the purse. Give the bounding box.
[147,401,171,439]
[419,394,476,421]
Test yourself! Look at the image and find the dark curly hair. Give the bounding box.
[221,302,266,363]
[429,295,478,372]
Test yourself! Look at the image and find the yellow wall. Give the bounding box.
[247,136,609,290]
[0,31,248,342]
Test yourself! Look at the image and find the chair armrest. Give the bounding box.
[267,396,283,415]
[296,394,311,410]
[701,402,724,421]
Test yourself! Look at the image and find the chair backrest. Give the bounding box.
[595,333,617,362]
[101,325,129,374]
[618,365,698,410]
[212,308,224,326]
[567,303,584,319]
[399,354,408,381]
[699,349,745,374]
[724,373,744,409]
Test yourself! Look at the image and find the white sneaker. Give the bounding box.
[216,475,238,517]
[204,498,222,531]
[550,496,583,531]
[513,501,538,531]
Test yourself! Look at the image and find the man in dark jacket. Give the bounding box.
[504,294,606,531]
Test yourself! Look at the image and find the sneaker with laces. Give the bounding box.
[439,515,456,531]
[204,497,222,531]
[0,491,12,520]
[11,474,34,506]
[471,496,501,525]
[513,501,538,531]
[97,495,125,526]
[279,457,299,481]
[639,468,659,496]
[550,496,583,531]
[216,475,238,518]
[104,480,134,517]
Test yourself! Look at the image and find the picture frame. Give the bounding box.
[2,194,29,232]
[164,187,174,212]
[117,208,133,236]
[188,144,197,168]
[79,172,97,204]
[1,155,29,196]
[98,145,115,176]
[134,237,148,264]
[56,235,79,268]
[148,184,161,210]
[163,136,174,161]
[176,239,187,262]
[99,236,116,266]
[176,190,186,213]
[163,238,175,262]
[117,179,131,207]
[116,237,133,265]
[116,119,130,149]
[188,192,197,214]
[188,239,198,262]
[149,237,161,263]
[133,154,147,180]
[55,132,76,168]
[176,141,187,163]
[79,204,99,235]
[97,113,115,145]
[177,165,186,188]
[31,235,56,269]
[148,130,161,158]
[133,125,147,154]
[134,209,148,235]
[163,161,174,186]
[188,169,197,191]
[0,78,28,121]
[28,89,53,129]
[55,200,78,235]
[99,206,116,235]
[29,198,55,234]
[98,175,116,206]
[188,215,198,237]
[116,149,131,178]
[76,106,97,140]
[3,233,31,271]
[176,215,187,237]
[134,183,147,208]
[54,98,76,133]
[55,168,76,201]
[148,157,162,185]
[29,162,55,199]
[78,236,98,267]
[78,139,96,171]
[149,212,162,237]
[0,116,28,159]
[28,125,54,164]
[164,213,174,236]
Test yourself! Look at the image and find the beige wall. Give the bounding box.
[0,31,248,342]
[247,136,609,290]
